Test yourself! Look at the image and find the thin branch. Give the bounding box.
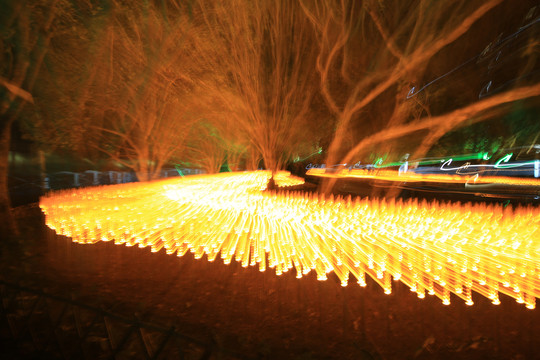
[342,83,540,167]
[365,0,403,59]
[89,142,133,170]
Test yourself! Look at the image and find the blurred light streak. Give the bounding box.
[40,171,539,309]
[307,168,540,187]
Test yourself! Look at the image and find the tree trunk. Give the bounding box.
[261,149,281,190]
[246,147,260,171]
[0,120,18,238]
[38,149,49,193]
[228,152,242,171]
[320,112,353,195]
[384,123,454,198]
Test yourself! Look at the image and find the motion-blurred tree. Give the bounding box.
[196,0,321,176]
[301,0,540,193]
[33,0,208,182]
[82,0,208,181]
[19,1,106,190]
[0,0,74,236]
[182,120,226,174]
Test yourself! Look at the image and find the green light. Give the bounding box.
[218,161,233,173]
[293,148,324,163]
[369,152,491,169]
[494,153,513,168]
[448,152,487,162]
[373,160,404,168]
[174,165,185,177]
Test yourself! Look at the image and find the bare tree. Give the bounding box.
[300,0,523,192]
[181,120,226,174]
[16,1,200,184]
[19,4,109,190]
[0,0,73,236]
[223,137,249,172]
[324,83,540,193]
[79,1,207,181]
[209,116,250,172]
[196,0,320,176]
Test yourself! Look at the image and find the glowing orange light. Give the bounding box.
[40,171,539,309]
[306,168,540,187]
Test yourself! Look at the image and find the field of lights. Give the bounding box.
[40,171,539,309]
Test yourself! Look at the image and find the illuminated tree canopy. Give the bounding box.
[1,0,539,234]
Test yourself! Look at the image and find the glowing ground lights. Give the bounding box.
[40,171,539,309]
[306,168,540,187]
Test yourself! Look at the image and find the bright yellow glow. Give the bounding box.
[40,171,539,309]
[307,168,540,186]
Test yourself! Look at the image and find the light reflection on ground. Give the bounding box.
[40,171,539,309]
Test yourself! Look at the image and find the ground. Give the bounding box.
[1,201,539,359]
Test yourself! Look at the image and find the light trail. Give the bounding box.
[307,168,540,187]
[40,171,539,309]
[305,151,540,178]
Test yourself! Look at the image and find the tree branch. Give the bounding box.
[343,83,540,167]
